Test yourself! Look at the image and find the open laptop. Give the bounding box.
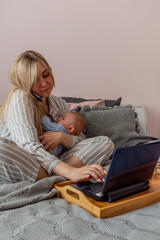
[71,141,160,202]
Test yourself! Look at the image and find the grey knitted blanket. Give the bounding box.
[1,176,160,240]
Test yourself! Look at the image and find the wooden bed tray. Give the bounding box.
[54,166,160,218]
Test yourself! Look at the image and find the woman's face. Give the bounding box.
[31,61,54,100]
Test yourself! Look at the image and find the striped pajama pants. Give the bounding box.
[0,136,114,183]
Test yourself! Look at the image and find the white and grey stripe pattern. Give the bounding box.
[0,90,88,181]
[0,90,64,175]
[0,90,114,183]
[59,136,114,166]
[0,90,85,175]
[0,138,39,183]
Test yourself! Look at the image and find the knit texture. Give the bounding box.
[81,105,139,141]
[0,177,160,240]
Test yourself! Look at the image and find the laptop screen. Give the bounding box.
[102,141,160,193]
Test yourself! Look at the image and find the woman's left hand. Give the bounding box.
[38,131,72,152]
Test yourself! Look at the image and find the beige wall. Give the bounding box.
[0,0,160,137]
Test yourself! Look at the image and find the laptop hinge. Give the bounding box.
[107,180,149,203]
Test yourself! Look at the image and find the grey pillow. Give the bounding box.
[80,105,139,141]
[61,97,122,107]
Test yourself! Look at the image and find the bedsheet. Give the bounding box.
[1,175,160,240]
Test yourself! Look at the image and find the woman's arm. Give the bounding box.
[7,90,62,175]
[39,131,73,152]
[5,91,106,183]
[40,116,75,152]
[39,131,85,152]
[53,161,106,182]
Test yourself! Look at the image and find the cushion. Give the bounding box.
[80,105,139,141]
[67,100,105,110]
[61,97,122,107]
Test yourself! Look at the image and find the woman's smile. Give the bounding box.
[31,61,54,98]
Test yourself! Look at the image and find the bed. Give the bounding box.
[1,98,160,240]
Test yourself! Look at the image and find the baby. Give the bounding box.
[41,111,85,156]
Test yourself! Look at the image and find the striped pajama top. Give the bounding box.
[0,89,85,175]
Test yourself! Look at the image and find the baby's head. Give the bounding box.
[57,112,85,136]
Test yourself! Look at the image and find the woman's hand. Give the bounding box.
[39,131,62,152]
[53,162,106,183]
[69,164,106,183]
[38,131,72,152]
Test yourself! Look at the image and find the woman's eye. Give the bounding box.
[43,72,49,78]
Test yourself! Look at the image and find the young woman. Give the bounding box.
[0,50,114,183]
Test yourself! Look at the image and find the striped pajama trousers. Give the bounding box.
[0,136,114,183]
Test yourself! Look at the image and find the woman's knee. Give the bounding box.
[103,136,114,151]
[84,136,114,153]
[100,136,114,157]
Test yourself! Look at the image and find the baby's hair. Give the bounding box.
[69,112,85,136]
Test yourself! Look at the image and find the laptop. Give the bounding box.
[71,141,160,202]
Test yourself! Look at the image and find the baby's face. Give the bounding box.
[57,112,74,130]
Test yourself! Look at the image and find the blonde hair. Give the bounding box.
[0,50,55,135]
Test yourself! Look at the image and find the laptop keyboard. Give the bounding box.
[76,181,103,193]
